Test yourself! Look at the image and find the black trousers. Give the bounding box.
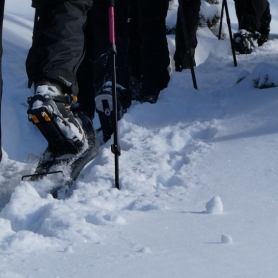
[234,0,271,35]
[174,0,201,70]
[26,0,129,118]
[0,0,4,162]
[128,0,170,95]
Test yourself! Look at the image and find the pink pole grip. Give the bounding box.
[109,7,115,44]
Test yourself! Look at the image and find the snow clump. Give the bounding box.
[205,195,223,214]
[221,234,233,244]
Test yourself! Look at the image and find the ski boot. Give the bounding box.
[95,82,131,142]
[233,29,261,55]
[27,82,86,156]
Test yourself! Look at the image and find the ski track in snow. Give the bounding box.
[1,1,278,277]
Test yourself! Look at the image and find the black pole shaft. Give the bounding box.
[0,0,5,163]
[218,0,225,40]
[108,0,120,189]
[178,0,198,90]
[223,0,237,67]
[218,0,237,67]
[111,51,120,190]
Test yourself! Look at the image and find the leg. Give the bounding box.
[137,0,170,102]
[234,0,268,32]
[174,0,201,71]
[127,0,142,81]
[258,1,271,45]
[26,1,97,155]
[233,0,270,54]
[75,20,95,119]
[26,0,92,95]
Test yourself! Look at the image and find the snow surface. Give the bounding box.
[1,0,278,277]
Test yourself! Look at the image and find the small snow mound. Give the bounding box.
[221,234,233,244]
[236,62,278,89]
[205,195,223,214]
[137,246,152,253]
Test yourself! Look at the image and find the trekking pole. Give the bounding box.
[0,0,5,163]
[178,0,198,90]
[218,0,225,40]
[108,0,120,190]
[218,0,237,67]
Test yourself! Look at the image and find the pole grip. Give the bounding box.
[108,6,115,44]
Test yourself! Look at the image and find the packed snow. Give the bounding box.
[1,0,278,277]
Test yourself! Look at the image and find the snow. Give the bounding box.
[1,0,278,277]
[205,196,223,214]
[221,234,233,244]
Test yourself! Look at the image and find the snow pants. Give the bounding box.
[26,0,129,118]
[0,0,4,162]
[174,0,201,70]
[234,0,271,35]
[127,0,170,95]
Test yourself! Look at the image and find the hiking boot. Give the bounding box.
[27,81,86,155]
[233,29,261,54]
[95,83,131,142]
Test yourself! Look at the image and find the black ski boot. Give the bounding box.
[27,82,86,155]
[95,83,131,142]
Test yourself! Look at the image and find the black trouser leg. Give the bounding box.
[174,0,201,71]
[136,0,170,95]
[75,20,95,119]
[258,1,271,36]
[234,0,268,32]
[26,1,92,95]
[127,1,142,79]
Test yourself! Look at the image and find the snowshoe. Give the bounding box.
[24,83,100,198]
[23,111,100,198]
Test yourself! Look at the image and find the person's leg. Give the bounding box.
[137,0,170,102]
[0,0,3,161]
[234,0,270,54]
[26,0,92,96]
[127,0,142,81]
[258,1,271,45]
[174,0,201,72]
[234,0,268,32]
[26,1,96,154]
[75,20,95,119]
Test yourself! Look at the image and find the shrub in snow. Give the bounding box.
[237,63,278,89]
[253,75,276,89]
[205,195,223,214]
[221,234,233,244]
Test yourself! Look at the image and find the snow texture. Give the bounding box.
[1,1,278,277]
